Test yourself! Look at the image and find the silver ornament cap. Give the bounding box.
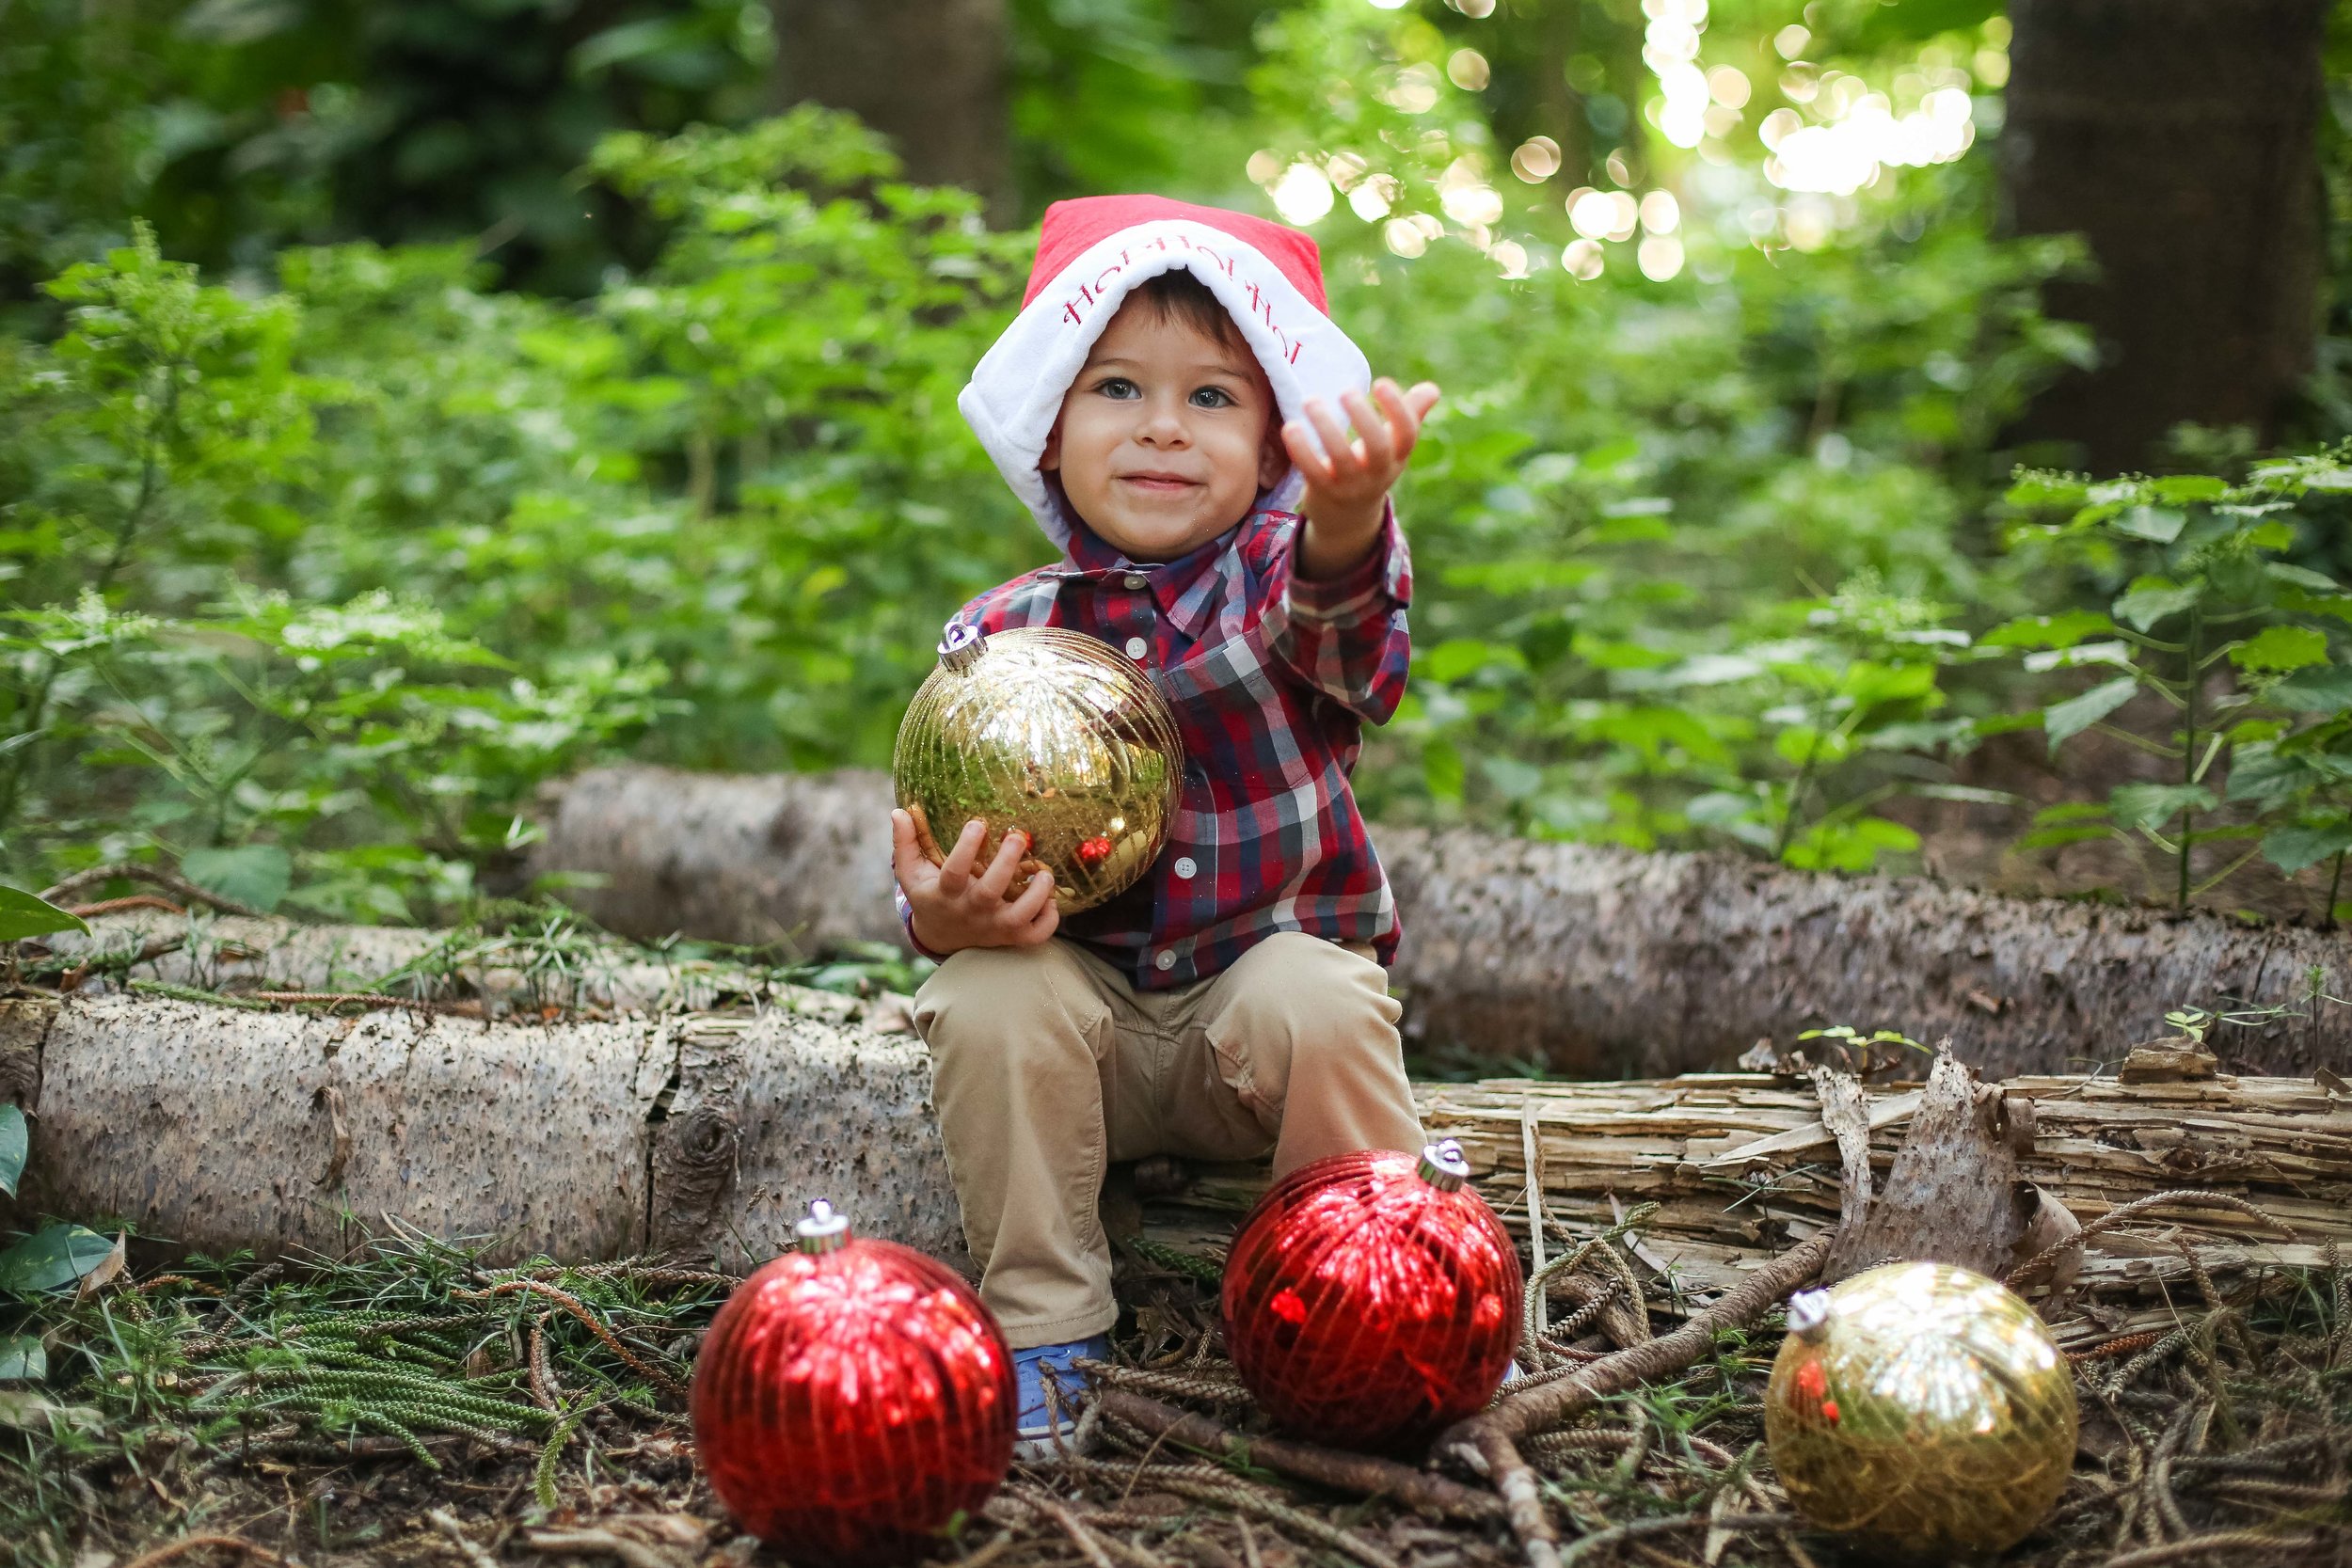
[1416,1139,1470,1192]
[1787,1286,1833,1342]
[938,621,986,673]
[795,1198,851,1255]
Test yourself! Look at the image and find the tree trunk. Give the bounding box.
[2,983,2342,1346]
[530,765,2352,1079]
[2000,0,2328,470]
[769,0,1011,222]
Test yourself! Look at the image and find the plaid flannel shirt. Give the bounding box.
[898,502,1410,989]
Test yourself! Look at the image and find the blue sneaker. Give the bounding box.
[1011,1334,1109,1459]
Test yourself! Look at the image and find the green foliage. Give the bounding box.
[2001,450,2352,911]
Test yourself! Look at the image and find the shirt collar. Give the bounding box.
[1055,508,1255,641]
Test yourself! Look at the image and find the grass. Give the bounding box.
[2,1227,2341,1568]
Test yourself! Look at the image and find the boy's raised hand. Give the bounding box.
[1286,374,1441,580]
[892,808,1059,955]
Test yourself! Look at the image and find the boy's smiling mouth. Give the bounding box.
[1116,470,1200,493]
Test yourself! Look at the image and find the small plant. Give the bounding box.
[2000,448,2352,916]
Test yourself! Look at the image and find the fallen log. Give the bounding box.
[528,764,2352,1076]
[5,940,2345,1327]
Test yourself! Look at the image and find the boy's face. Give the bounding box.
[1041,298,1287,562]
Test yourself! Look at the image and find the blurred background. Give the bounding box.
[6,0,2352,933]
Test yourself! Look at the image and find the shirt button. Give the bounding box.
[1124,636,1148,659]
[1155,951,1177,972]
[1173,856,1198,879]
[1124,573,1148,590]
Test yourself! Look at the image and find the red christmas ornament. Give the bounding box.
[1222,1141,1522,1452]
[692,1201,1016,1565]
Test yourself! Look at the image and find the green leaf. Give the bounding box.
[0,1105,22,1200]
[2113,578,2201,631]
[0,1335,43,1383]
[0,1225,115,1295]
[2268,562,2344,592]
[2113,505,2186,544]
[2261,820,2352,875]
[180,846,291,913]
[2109,784,2217,833]
[1980,611,2114,651]
[2229,626,2330,673]
[2043,676,2139,751]
[2271,666,2352,714]
[0,888,87,942]
[2147,475,2232,504]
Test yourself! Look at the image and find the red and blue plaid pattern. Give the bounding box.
[898,504,1410,988]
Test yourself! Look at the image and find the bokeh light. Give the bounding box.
[1447,49,1491,91]
[1510,136,1562,183]
[1639,190,1680,233]
[1270,162,1333,225]
[1637,233,1685,280]
[1563,239,1604,280]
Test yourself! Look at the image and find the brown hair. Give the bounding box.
[1125,268,1249,356]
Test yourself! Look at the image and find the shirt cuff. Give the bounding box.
[896,883,948,961]
[1285,505,1409,626]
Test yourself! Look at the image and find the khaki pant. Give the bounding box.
[914,931,1424,1349]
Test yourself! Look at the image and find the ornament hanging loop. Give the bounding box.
[1416,1139,1470,1192]
[939,621,986,673]
[796,1198,852,1254]
[1786,1286,1833,1342]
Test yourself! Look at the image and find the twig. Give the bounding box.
[1442,1233,1835,1568]
[1078,1358,1252,1408]
[427,1509,501,1568]
[1094,1389,1500,1521]
[1024,1491,1128,1568]
[2008,1191,2296,1289]
[457,1278,687,1398]
[118,1538,289,1568]
[1559,1513,1796,1567]
[520,1528,677,1568]
[66,894,184,919]
[2095,1532,2320,1567]
[40,863,271,918]
[253,990,485,1020]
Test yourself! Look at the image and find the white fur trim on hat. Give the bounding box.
[959,220,1372,547]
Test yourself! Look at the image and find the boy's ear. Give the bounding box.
[1041,420,1062,473]
[1257,411,1289,491]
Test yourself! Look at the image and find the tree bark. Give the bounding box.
[2000,0,2328,470]
[769,0,1011,222]
[530,765,2352,1078]
[3,967,2342,1327]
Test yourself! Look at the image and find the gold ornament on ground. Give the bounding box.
[1765,1260,2078,1559]
[893,625,1184,915]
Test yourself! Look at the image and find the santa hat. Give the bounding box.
[959,194,1372,547]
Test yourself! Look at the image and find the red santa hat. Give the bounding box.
[959,194,1373,547]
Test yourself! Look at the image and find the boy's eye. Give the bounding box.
[1096,377,1140,399]
[1190,387,1238,409]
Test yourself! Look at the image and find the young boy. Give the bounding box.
[889,195,1439,1450]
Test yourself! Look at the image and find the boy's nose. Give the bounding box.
[1136,403,1190,445]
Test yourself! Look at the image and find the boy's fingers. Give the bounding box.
[935,817,986,895]
[1282,420,1337,486]
[889,809,929,885]
[1374,380,1421,461]
[1006,865,1056,926]
[1343,389,1396,471]
[1406,380,1442,419]
[1305,399,1359,478]
[976,828,1030,900]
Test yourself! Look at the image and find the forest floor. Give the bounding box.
[2,1230,2345,1568]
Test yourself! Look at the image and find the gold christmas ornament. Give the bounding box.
[1766,1261,2078,1560]
[893,625,1184,915]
